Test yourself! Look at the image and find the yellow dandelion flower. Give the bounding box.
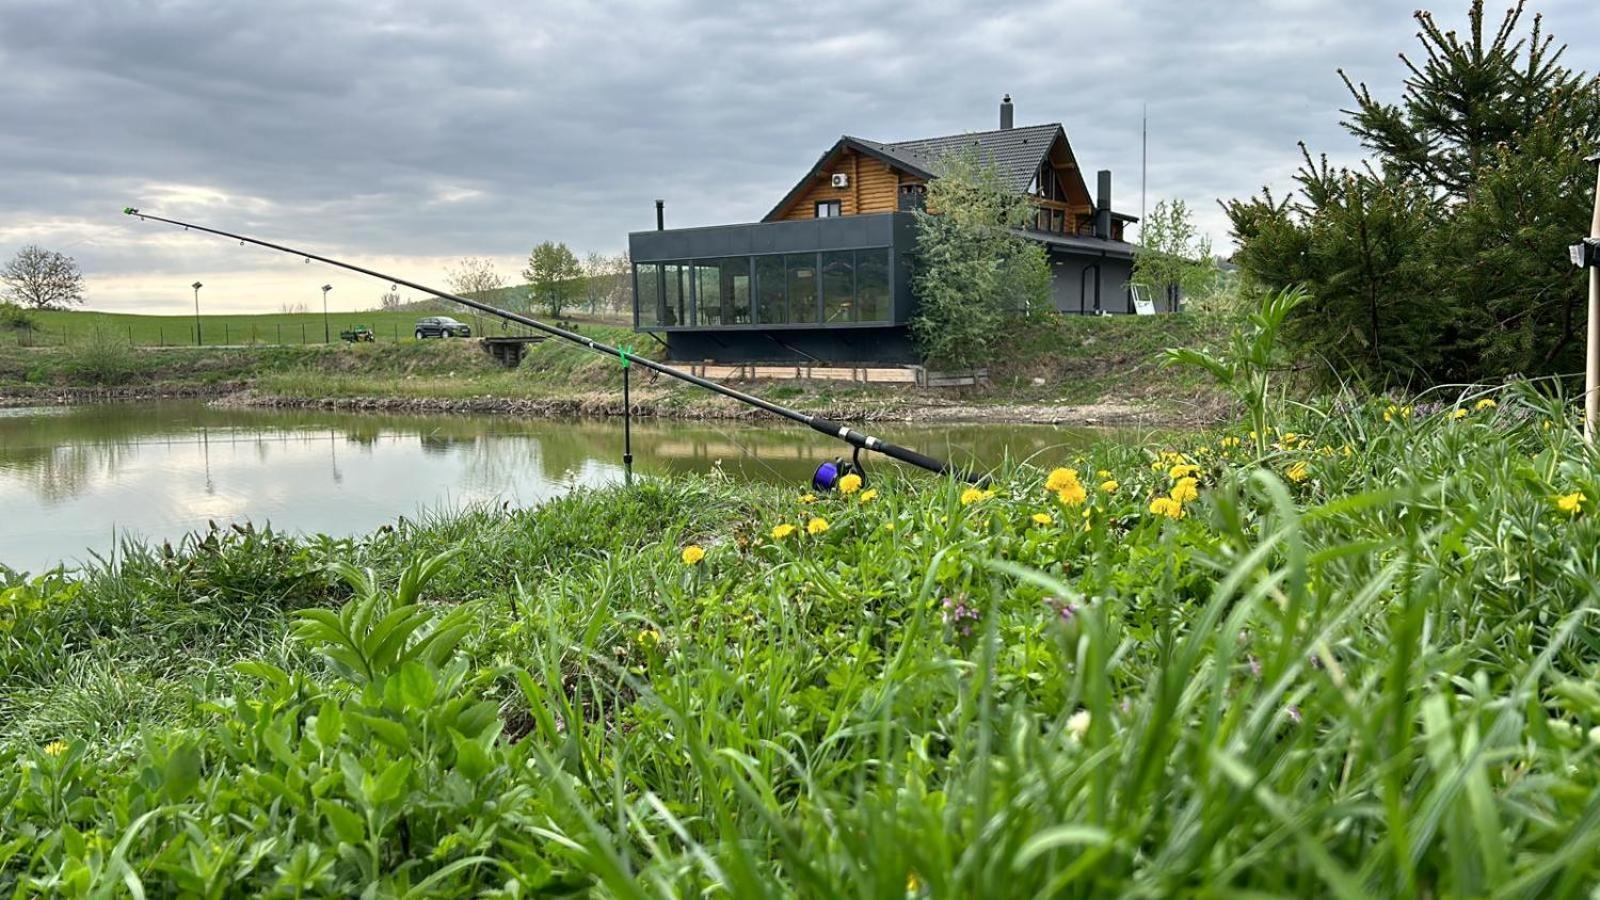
[798,493,817,504]
[1045,467,1079,492]
[883,522,896,532]
[1168,463,1201,480]
[1342,444,1354,457]
[1100,479,1119,493]
[1169,477,1200,504]
[858,488,878,503]
[1219,436,1241,449]
[43,740,67,757]
[1031,512,1054,526]
[1286,460,1310,483]
[807,517,830,535]
[1056,482,1088,507]
[636,629,662,648]
[1556,491,1587,515]
[770,523,796,540]
[1451,408,1468,420]
[1475,398,1497,411]
[1280,431,1299,446]
[907,872,923,894]
[680,545,705,565]
[1149,496,1184,519]
[1096,469,1112,480]
[960,487,986,505]
[838,473,862,495]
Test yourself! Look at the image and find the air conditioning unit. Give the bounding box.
[831,173,849,188]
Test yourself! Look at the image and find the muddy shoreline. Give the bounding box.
[2,384,1222,427]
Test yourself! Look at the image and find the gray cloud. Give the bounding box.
[2,0,1597,312]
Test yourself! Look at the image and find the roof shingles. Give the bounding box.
[874,124,1063,193]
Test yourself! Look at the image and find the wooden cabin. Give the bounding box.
[630,96,1145,366]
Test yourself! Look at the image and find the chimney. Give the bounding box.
[999,94,1014,130]
[655,199,664,231]
[1094,170,1112,240]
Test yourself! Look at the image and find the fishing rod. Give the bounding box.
[123,208,977,485]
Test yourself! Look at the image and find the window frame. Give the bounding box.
[814,200,842,218]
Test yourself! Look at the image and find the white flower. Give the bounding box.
[1066,709,1091,740]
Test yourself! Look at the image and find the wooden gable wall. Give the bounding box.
[774,147,917,220]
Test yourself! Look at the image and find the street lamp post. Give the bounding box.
[322,284,333,344]
[1579,152,1600,444]
[192,281,203,346]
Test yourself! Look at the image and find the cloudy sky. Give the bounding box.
[3,0,1597,314]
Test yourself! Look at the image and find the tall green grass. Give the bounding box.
[4,384,1600,895]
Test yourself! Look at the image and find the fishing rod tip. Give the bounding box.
[122,207,139,215]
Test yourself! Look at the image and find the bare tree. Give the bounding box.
[583,251,608,315]
[445,257,504,332]
[583,250,632,318]
[279,301,309,314]
[378,291,404,310]
[2,245,85,309]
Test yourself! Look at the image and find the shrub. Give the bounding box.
[59,329,138,385]
[0,302,32,330]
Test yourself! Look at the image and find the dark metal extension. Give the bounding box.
[123,208,975,482]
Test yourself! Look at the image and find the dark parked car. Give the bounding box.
[414,316,471,339]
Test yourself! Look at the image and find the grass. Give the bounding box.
[1,311,1235,421]
[4,382,1600,895]
[0,308,628,348]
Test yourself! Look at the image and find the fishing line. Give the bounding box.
[123,208,980,485]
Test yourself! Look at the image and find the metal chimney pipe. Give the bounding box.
[655,199,665,231]
[1095,170,1112,240]
[1000,94,1014,130]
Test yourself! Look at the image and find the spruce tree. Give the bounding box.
[1227,1,1600,385]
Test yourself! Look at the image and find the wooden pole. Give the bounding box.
[1587,155,1600,444]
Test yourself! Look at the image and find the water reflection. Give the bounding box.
[1,401,1130,573]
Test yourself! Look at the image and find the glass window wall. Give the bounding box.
[694,258,751,327]
[756,256,787,324]
[821,250,854,323]
[856,250,890,323]
[636,250,892,327]
[785,254,818,324]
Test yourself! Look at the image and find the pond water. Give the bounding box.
[0,401,1143,573]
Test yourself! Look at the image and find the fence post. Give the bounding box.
[224,323,229,344]
[128,325,133,346]
[277,323,282,344]
[160,326,164,347]
[301,323,306,345]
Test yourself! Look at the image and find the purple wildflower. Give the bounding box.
[941,596,981,637]
[1247,655,1261,679]
[1045,596,1079,623]
[1285,705,1302,725]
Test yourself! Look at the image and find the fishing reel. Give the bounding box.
[811,447,868,492]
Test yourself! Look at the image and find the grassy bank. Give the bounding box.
[0,308,617,348]
[4,385,1600,895]
[0,313,1233,422]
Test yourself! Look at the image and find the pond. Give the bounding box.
[0,401,1141,573]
